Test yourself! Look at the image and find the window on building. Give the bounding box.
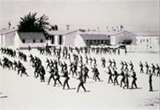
[51,35,54,44]
[40,39,43,43]
[87,40,89,44]
[96,40,99,45]
[104,40,107,44]
[33,39,36,43]
[101,40,103,44]
[59,35,62,45]
[140,39,142,43]
[22,39,25,43]
[90,40,93,45]
[105,40,110,45]
[92,40,95,45]
[147,39,149,42]
[86,40,90,46]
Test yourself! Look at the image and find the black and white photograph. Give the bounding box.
[0,0,159,110]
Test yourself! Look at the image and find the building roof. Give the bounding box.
[46,29,78,35]
[0,29,17,35]
[132,31,160,36]
[107,30,136,36]
[18,32,45,40]
[80,34,110,40]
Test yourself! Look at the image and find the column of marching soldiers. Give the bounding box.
[0,46,159,93]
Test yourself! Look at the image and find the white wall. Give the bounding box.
[74,34,86,47]
[126,36,160,52]
[65,31,77,46]
[19,40,46,48]
[136,36,159,50]
[136,36,158,45]
[14,32,20,48]
[55,35,58,45]
[110,36,116,45]
[0,32,16,48]
[5,32,16,47]
[0,34,2,46]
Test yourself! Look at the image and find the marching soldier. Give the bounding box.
[112,59,117,69]
[120,70,125,87]
[129,61,134,72]
[77,73,86,93]
[106,67,113,83]
[83,64,89,83]
[39,65,45,82]
[73,62,78,76]
[48,68,55,85]
[149,70,153,91]
[131,71,137,89]
[123,70,130,89]
[156,64,160,76]
[101,57,106,68]
[118,48,120,55]
[124,61,128,72]
[145,62,149,74]
[63,67,70,89]
[0,58,2,67]
[93,57,97,66]
[20,65,29,77]
[139,61,144,73]
[120,61,124,71]
[113,69,119,85]
[92,65,101,81]
[108,59,112,68]
[17,60,22,75]
[151,63,156,75]
[89,57,93,66]
[85,55,89,65]
[53,67,62,87]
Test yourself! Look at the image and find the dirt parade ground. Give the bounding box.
[0,47,159,110]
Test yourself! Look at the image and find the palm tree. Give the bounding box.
[18,12,49,32]
[18,12,38,32]
[37,14,49,32]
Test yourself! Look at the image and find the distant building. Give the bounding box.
[110,31,136,45]
[0,29,46,48]
[135,31,160,52]
[75,34,110,46]
[1,28,159,53]
[0,29,17,48]
[46,30,78,46]
[46,30,110,47]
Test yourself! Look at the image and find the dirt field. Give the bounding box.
[0,49,159,110]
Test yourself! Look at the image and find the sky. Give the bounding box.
[0,0,159,32]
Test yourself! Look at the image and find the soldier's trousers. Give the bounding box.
[77,82,86,92]
[63,78,70,89]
